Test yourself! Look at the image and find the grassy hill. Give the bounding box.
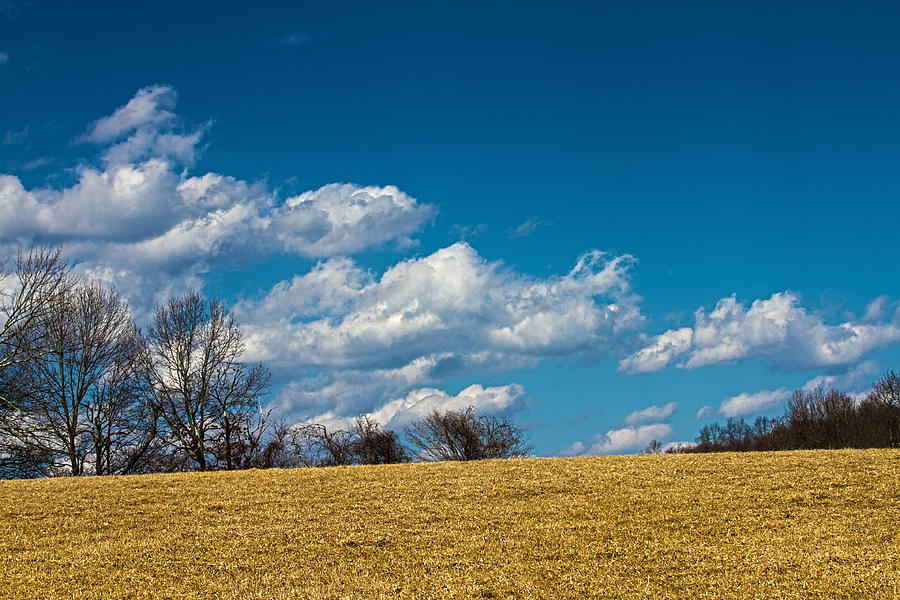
[1,449,898,599]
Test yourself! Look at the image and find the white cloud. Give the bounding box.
[239,242,642,424]
[862,296,895,324]
[801,360,881,400]
[695,405,713,420]
[620,292,900,374]
[623,402,677,425]
[82,85,178,144]
[296,382,524,433]
[619,327,692,374]
[239,242,643,374]
[562,423,673,456]
[363,383,524,430]
[714,360,884,422]
[663,441,695,452]
[0,51,8,64]
[21,157,53,171]
[0,87,436,318]
[718,388,789,418]
[275,183,435,257]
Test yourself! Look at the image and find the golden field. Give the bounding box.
[0,449,898,599]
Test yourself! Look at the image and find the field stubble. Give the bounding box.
[0,449,898,599]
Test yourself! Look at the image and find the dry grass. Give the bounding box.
[0,449,898,599]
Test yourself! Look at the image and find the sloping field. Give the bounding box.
[0,449,898,599]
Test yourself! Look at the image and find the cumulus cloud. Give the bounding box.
[236,242,642,422]
[562,423,673,456]
[620,292,900,374]
[695,405,713,420]
[275,183,435,257]
[619,327,692,374]
[0,87,436,317]
[0,51,8,64]
[239,242,643,374]
[623,402,677,425]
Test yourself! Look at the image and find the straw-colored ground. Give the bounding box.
[0,449,898,599]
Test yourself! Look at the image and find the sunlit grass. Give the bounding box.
[1,449,898,599]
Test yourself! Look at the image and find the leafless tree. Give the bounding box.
[641,439,663,454]
[1,281,152,476]
[0,248,72,408]
[287,422,357,467]
[868,370,900,447]
[350,416,409,465]
[283,416,409,467]
[254,420,304,469]
[210,362,271,470]
[144,292,270,471]
[85,333,159,476]
[405,406,531,461]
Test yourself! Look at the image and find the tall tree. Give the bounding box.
[0,248,71,405]
[868,370,900,447]
[2,281,151,476]
[145,292,270,471]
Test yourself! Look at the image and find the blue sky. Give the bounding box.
[3,1,900,455]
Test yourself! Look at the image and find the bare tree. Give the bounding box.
[287,422,357,467]
[0,281,153,476]
[145,292,270,471]
[211,363,271,470]
[254,420,304,469]
[282,416,408,467]
[405,406,531,461]
[641,439,663,454]
[0,248,72,408]
[868,370,900,447]
[3,282,152,476]
[351,416,410,465]
[85,333,159,476]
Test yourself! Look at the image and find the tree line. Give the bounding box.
[0,248,530,478]
[645,372,900,454]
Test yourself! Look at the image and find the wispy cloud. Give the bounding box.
[623,402,677,425]
[279,31,313,47]
[507,217,543,239]
[718,388,789,418]
[3,126,27,145]
[21,156,54,171]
